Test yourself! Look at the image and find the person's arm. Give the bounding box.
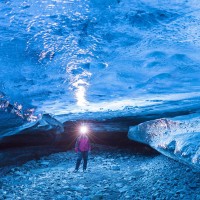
[75,137,79,153]
[88,138,91,152]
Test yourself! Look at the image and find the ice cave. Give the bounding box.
[0,0,200,199]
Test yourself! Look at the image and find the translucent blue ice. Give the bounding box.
[128,115,200,170]
[1,0,200,116]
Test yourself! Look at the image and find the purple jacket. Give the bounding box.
[75,135,91,152]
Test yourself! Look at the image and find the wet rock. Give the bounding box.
[115,183,123,187]
[119,186,128,193]
[56,194,69,200]
[40,161,50,166]
[68,186,84,192]
[196,194,200,200]
[125,195,131,199]
[189,183,198,189]
[15,171,24,176]
[186,168,190,172]
[92,194,103,200]
[126,177,133,181]
[103,184,109,189]
[82,196,91,200]
[133,170,145,177]
[111,165,120,171]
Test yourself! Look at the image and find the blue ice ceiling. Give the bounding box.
[1,0,200,128]
[0,0,200,128]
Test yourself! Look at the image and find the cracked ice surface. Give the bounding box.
[128,115,200,170]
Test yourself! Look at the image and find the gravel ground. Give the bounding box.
[0,145,200,200]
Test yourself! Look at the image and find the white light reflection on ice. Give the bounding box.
[72,79,89,107]
[75,85,87,107]
[66,60,91,108]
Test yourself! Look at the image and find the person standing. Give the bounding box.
[74,126,91,172]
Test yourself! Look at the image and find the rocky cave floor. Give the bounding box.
[0,144,200,200]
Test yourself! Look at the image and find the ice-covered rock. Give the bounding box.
[128,115,200,170]
[40,114,64,133]
[0,113,64,138]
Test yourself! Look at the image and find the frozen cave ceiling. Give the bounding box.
[1,0,200,138]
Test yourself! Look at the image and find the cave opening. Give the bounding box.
[0,117,159,167]
[1,107,195,167]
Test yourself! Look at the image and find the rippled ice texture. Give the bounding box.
[1,0,200,133]
[0,0,200,114]
[128,115,200,170]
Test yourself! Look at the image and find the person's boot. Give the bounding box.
[73,169,78,173]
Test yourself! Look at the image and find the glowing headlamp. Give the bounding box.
[80,125,88,135]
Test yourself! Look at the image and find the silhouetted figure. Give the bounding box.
[74,131,91,172]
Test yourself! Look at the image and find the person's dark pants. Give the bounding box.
[75,151,88,170]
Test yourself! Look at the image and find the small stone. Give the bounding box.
[63,186,70,189]
[119,186,128,193]
[111,165,120,171]
[103,184,109,189]
[190,183,197,189]
[186,168,190,172]
[79,184,88,190]
[127,177,132,181]
[196,194,200,200]
[56,194,68,200]
[15,171,24,176]
[92,195,103,200]
[151,194,156,200]
[115,183,123,187]
[82,197,91,200]
[40,161,49,166]
[69,186,82,192]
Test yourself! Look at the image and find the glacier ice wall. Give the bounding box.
[128,115,200,170]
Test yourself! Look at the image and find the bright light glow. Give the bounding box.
[80,125,88,134]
